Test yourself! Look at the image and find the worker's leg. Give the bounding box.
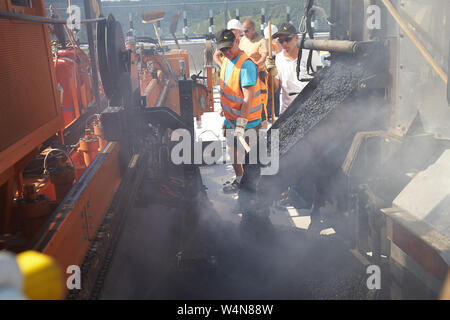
[274,86,281,117]
[233,164,244,176]
[223,131,243,193]
[267,90,272,119]
[239,126,261,194]
[309,179,326,232]
[239,127,270,215]
[233,146,244,178]
[239,127,273,237]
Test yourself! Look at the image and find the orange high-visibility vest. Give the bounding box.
[272,42,281,54]
[220,52,266,123]
[260,80,268,129]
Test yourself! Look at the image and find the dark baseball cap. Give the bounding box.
[216,29,236,50]
[272,22,297,38]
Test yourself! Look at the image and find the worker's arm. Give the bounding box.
[255,39,269,69]
[213,50,223,68]
[255,51,268,70]
[265,56,279,91]
[234,85,255,136]
[272,77,280,92]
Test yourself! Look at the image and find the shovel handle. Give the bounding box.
[225,119,252,152]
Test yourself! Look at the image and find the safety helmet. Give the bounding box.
[264,24,278,39]
[227,19,242,31]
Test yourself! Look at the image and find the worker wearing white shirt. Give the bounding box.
[265,23,318,114]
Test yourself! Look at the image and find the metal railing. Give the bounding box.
[48,0,331,41]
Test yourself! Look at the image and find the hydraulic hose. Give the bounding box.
[43,148,77,181]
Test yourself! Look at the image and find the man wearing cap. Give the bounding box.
[265,23,323,231]
[216,29,266,194]
[213,19,242,68]
[265,22,318,114]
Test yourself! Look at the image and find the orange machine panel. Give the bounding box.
[0,0,62,173]
[38,142,121,287]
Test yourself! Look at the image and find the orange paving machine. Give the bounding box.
[0,0,215,299]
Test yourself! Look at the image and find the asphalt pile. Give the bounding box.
[272,54,368,157]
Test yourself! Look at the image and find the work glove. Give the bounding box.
[234,117,248,137]
[234,126,245,138]
[265,56,278,77]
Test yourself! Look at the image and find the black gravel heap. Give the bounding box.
[272,54,369,157]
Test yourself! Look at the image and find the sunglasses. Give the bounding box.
[278,36,294,44]
[243,29,251,33]
[220,47,231,53]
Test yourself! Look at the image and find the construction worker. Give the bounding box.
[213,21,244,192]
[213,19,242,68]
[266,23,324,230]
[216,29,266,197]
[240,19,268,71]
[240,19,269,128]
[213,21,246,192]
[266,22,318,114]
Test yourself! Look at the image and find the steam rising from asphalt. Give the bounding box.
[101,53,388,300]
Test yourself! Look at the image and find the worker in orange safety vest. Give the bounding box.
[216,29,266,194]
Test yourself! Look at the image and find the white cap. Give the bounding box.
[264,24,278,39]
[227,19,242,31]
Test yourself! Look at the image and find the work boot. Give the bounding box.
[308,204,325,237]
[222,179,240,193]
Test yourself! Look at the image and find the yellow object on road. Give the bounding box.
[16,251,63,300]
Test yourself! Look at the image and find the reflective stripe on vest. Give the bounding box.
[219,52,266,122]
[219,89,244,103]
[221,102,263,116]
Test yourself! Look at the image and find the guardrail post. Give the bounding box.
[261,7,265,35]
[224,1,229,28]
[183,10,188,41]
[209,9,215,35]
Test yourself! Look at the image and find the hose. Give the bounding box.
[197,129,221,140]
[297,0,316,81]
[43,148,76,181]
[85,114,100,130]
[49,5,76,48]
[159,54,178,82]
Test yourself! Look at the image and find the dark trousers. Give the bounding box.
[267,86,281,118]
[237,128,266,217]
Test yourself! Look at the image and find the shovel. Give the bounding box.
[142,10,165,47]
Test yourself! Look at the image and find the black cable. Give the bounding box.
[296,33,306,81]
[306,4,316,76]
[296,0,315,81]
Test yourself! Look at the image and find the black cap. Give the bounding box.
[272,22,297,38]
[216,29,236,50]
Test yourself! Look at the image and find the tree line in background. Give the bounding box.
[45,0,330,43]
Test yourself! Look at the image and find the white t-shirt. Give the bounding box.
[275,49,316,113]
